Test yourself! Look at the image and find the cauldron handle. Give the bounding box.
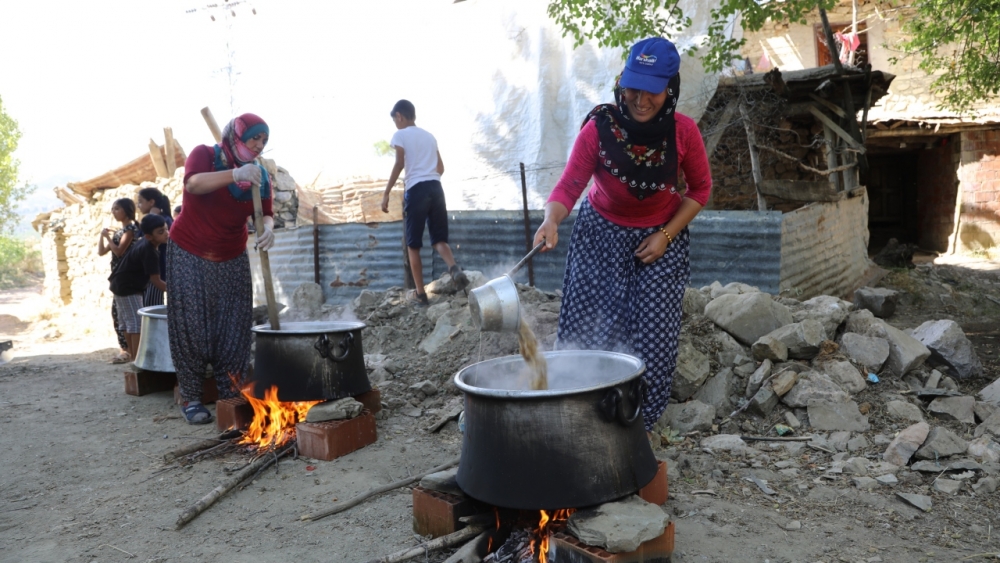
[314,333,354,362]
[598,379,644,427]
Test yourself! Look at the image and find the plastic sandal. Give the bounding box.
[181,402,213,425]
[110,352,130,365]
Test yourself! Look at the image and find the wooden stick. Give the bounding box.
[740,435,814,442]
[738,103,768,212]
[162,430,240,463]
[147,139,168,178]
[301,456,460,521]
[442,530,490,563]
[175,444,293,529]
[365,525,486,563]
[200,107,223,143]
[163,127,177,176]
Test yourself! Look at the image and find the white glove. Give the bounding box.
[232,163,261,186]
[257,225,275,251]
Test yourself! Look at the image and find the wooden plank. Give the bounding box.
[163,127,177,176]
[759,180,846,202]
[808,94,846,118]
[808,105,866,153]
[148,139,169,178]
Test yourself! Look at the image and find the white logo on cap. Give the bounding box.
[636,53,657,66]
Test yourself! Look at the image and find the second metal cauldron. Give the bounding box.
[250,321,371,402]
[454,350,657,510]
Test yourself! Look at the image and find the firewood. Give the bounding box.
[365,525,486,563]
[162,430,240,463]
[300,456,460,521]
[175,443,294,529]
[442,530,490,563]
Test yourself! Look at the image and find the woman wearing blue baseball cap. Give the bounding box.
[533,37,712,436]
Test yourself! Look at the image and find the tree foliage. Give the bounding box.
[893,0,1000,115]
[0,95,30,235]
[546,0,833,72]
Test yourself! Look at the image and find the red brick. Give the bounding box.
[216,397,254,432]
[124,370,176,396]
[296,410,377,461]
[411,486,479,539]
[173,379,220,405]
[354,388,382,414]
[638,460,668,506]
[549,521,675,562]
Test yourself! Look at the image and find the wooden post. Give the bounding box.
[163,127,177,176]
[823,125,841,192]
[201,107,224,143]
[148,139,169,178]
[519,162,535,286]
[739,104,768,212]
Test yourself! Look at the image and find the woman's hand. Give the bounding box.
[257,225,275,251]
[232,163,261,186]
[533,220,558,252]
[634,231,670,264]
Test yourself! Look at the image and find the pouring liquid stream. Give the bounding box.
[517,309,548,390]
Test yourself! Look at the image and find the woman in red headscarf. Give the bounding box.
[167,113,274,424]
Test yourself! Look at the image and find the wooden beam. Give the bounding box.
[808,105,866,153]
[201,107,224,144]
[808,93,846,118]
[739,103,769,211]
[759,180,845,202]
[163,127,177,176]
[866,125,995,138]
[148,139,169,178]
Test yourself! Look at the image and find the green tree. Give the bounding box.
[0,95,31,235]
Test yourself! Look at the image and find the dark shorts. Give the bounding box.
[403,180,448,249]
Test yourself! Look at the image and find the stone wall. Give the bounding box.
[955,131,1000,251]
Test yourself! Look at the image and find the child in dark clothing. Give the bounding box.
[109,215,170,361]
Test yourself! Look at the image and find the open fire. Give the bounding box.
[484,508,575,563]
[237,384,320,450]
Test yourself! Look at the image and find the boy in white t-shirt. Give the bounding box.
[381,99,469,305]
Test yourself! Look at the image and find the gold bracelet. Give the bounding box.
[660,227,673,245]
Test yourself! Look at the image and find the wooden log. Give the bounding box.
[759,180,845,202]
[300,456,461,521]
[175,444,294,529]
[163,127,177,176]
[148,139,169,179]
[808,93,846,118]
[441,530,490,563]
[365,525,486,563]
[201,107,224,143]
[738,103,768,212]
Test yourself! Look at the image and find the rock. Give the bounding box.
[763,319,826,360]
[911,459,983,473]
[290,282,325,318]
[671,341,711,401]
[967,436,1000,464]
[882,422,930,466]
[933,479,963,494]
[978,378,1000,407]
[875,474,898,486]
[714,330,747,367]
[914,427,969,460]
[896,492,932,512]
[940,376,959,392]
[871,321,931,376]
[812,359,867,394]
[870,461,901,476]
[425,302,451,324]
[848,434,870,452]
[925,369,943,390]
[749,385,780,417]
[693,369,734,412]
[656,400,715,434]
[745,359,772,398]
[974,411,1000,439]
[785,412,801,429]
[853,287,898,318]
[409,380,439,396]
[838,333,890,372]
[704,293,794,346]
[709,281,760,299]
[909,320,983,379]
[829,431,852,451]
[872,434,893,446]
[419,308,472,355]
[782,371,849,408]
[886,400,924,423]
[853,476,878,490]
[843,456,868,475]
[566,495,669,553]
[701,434,748,453]
[352,289,381,310]
[780,520,801,531]
[733,360,757,378]
[795,295,853,338]
[401,407,423,418]
[972,476,999,494]
[808,400,870,432]
[844,309,880,335]
[305,398,363,422]
[682,287,710,317]
[419,468,462,495]
[770,370,799,397]
[751,336,788,362]
[927,396,976,424]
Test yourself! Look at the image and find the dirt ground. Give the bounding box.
[1,254,999,563]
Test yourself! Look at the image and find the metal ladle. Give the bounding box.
[468,240,546,333]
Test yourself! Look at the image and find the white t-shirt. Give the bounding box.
[390,126,441,190]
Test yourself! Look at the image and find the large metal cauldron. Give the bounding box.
[250,321,371,402]
[134,306,174,372]
[454,350,657,510]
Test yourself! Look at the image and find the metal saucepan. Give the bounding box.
[468,241,545,332]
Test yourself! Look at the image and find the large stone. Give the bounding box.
[838,333,890,371]
[419,468,462,495]
[870,320,931,376]
[909,320,983,379]
[693,369,734,412]
[808,400,870,432]
[781,371,849,408]
[896,492,932,512]
[976,401,999,423]
[701,434,748,453]
[656,400,715,434]
[813,359,867,394]
[882,421,930,466]
[671,341,711,401]
[794,295,853,338]
[915,427,969,460]
[749,385,780,416]
[764,319,827,360]
[305,397,363,422]
[966,436,1000,464]
[704,292,794,346]
[844,309,879,335]
[933,479,963,494]
[745,359,772,398]
[770,370,800,397]
[289,282,325,319]
[927,396,976,424]
[975,411,1000,439]
[886,400,924,423]
[713,331,747,367]
[682,287,710,317]
[566,495,669,553]
[751,335,788,362]
[419,308,472,355]
[853,287,899,318]
[980,378,1000,407]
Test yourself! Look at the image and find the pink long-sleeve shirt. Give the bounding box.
[547,113,712,228]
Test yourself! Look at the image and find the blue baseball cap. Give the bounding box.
[619,37,680,94]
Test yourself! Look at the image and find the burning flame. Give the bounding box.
[238,384,321,450]
[530,509,575,563]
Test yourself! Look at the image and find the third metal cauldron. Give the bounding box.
[250,321,371,402]
[453,350,657,510]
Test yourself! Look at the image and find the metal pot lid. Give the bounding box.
[251,320,367,334]
[454,350,645,399]
[138,305,167,319]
